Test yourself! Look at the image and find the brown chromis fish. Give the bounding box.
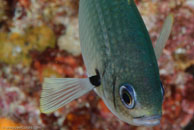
[40,0,173,126]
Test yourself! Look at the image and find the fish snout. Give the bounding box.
[132,115,161,126]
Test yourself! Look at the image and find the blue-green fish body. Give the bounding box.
[79,0,162,125]
[40,0,173,126]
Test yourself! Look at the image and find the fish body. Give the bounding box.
[79,0,162,125]
[40,0,173,126]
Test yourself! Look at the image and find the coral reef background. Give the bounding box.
[0,0,194,130]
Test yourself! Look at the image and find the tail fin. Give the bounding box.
[40,78,94,113]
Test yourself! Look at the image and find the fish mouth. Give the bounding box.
[133,115,161,126]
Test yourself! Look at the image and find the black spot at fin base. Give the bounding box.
[89,69,101,87]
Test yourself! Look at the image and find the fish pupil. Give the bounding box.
[122,91,131,105]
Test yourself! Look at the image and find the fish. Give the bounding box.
[40,0,173,126]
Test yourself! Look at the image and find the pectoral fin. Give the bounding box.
[40,78,94,113]
[154,14,174,59]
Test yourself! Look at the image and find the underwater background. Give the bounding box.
[0,0,194,130]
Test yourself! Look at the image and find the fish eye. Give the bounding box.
[160,82,165,97]
[119,84,136,109]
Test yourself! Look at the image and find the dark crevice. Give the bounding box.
[183,116,194,130]
[185,64,194,77]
